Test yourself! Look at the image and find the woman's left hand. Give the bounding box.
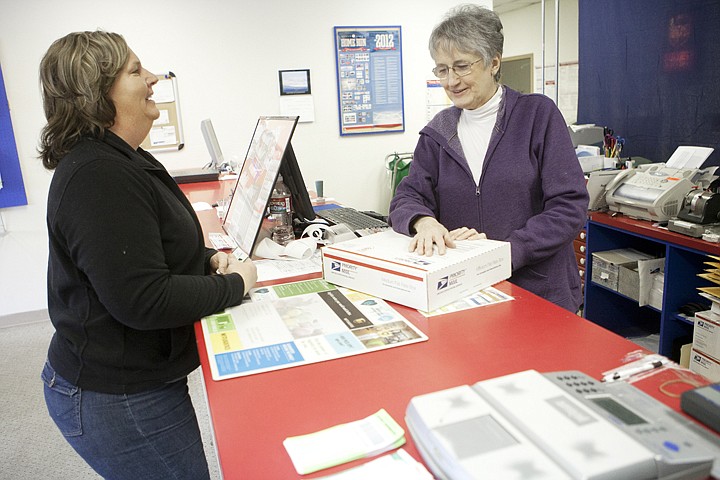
[448,227,486,241]
[210,251,232,274]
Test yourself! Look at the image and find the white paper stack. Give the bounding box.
[283,409,406,475]
[315,449,433,480]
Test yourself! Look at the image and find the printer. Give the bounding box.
[604,163,717,222]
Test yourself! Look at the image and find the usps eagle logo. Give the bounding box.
[437,276,449,290]
[331,261,342,271]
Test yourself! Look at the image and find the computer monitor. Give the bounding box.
[200,118,224,168]
[222,116,315,257]
[169,119,223,184]
[280,143,316,222]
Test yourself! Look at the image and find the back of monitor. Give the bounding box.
[201,118,224,168]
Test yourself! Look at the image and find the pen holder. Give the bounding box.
[604,157,618,169]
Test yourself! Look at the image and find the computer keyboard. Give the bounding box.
[317,207,389,234]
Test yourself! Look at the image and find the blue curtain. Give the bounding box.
[0,63,28,208]
[577,0,720,166]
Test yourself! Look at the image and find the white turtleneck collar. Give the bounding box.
[458,85,504,185]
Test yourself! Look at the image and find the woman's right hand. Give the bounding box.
[410,216,485,257]
[410,216,455,256]
[225,256,258,295]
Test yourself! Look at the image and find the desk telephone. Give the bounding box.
[406,370,720,479]
[605,164,700,221]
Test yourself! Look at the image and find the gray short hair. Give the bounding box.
[429,4,504,82]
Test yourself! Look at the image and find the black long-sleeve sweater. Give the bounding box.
[46,131,245,394]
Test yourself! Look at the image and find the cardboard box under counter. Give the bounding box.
[320,230,511,312]
[591,248,655,292]
[693,310,720,362]
[689,347,720,382]
[618,257,664,305]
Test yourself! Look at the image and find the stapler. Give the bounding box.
[677,190,720,224]
[668,190,720,237]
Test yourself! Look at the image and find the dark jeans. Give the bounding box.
[41,360,210,480]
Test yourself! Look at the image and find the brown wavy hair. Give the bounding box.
[38,31,129,170]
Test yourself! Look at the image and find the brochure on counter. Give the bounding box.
[201,279,428,380]
[420,286,514,317]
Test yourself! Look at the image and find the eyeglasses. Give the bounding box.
[432,59,483,79]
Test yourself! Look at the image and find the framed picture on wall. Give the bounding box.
[279,69,311,96]
[333,26,405,136]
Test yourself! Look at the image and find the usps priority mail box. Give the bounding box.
[693,310,720,361]
[690,348,720,382]
[320,230,511,311]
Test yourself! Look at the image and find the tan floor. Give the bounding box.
[0,320,221,479]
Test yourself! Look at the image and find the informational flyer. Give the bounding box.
[201,279,427,380]
[334,26,404,135]
[426,79,451,122]
[420,286,514,318]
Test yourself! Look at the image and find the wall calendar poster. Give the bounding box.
[334,26,405,136]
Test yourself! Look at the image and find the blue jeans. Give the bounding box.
[41,360,210,480]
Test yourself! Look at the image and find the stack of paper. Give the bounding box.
[692,256,720,380]
[315,449,433,479]
[697,255,720,315]
[666,146,714,169]
[283,409,406,475]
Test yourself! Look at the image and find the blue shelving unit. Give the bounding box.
[584,213,720,360]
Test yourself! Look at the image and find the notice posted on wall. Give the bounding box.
[201,279,427,380]
[334,26,404,135]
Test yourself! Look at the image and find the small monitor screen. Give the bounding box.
[589,396,648,426]
[223,116,298,256]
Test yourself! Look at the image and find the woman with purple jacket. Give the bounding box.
[389,5,588,313]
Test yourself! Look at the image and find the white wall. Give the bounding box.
[0,0,468,316]
[502,0,579,123]
[502,0,579,67]
[0,0,578,317]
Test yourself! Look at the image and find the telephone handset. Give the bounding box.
[586,170,624,211]
[605,168,635,194]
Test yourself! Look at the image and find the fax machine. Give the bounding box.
[406,370,720,480]
[604,163,717,222]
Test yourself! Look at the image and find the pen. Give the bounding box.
[603,359,667,382]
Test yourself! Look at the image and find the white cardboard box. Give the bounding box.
[321,230,511,312]
[689,347,720,382]
[578,154,605,173]
[693,310,720,361]
[591,248,655,292]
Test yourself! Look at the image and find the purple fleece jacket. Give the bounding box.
[389,86,588,312]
